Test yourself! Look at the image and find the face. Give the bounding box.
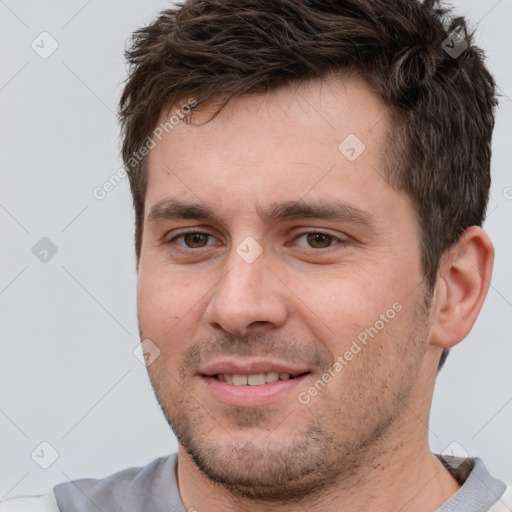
[137,76,433,501]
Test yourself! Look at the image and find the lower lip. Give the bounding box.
[201,375,309,407]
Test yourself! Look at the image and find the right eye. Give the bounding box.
[166,232,219,252]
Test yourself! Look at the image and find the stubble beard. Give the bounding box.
[144,292,432,503]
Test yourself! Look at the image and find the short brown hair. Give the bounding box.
[119,0,498,370]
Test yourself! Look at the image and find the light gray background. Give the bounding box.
[0,0,511,498]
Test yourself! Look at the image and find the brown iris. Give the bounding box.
[306,233,333,248]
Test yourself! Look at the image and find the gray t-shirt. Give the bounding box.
[49,453,509,512]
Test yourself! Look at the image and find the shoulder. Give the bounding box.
[434,454,512,512]
[489,484,512,511]
[54,453,181,511]
[0,453,180,512]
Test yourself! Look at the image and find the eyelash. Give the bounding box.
[165,230,346,255]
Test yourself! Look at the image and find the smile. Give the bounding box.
[214,372,304,385]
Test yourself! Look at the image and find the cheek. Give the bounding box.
[137,268,210,367]
[137,270,188,334]
[295,270,391,330]
[295,274,415,376]
[137,281,189,374]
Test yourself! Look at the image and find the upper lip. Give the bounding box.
[199,359,311,377]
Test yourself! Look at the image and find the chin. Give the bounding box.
[181,437,339,502]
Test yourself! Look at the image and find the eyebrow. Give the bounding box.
[146,197,377,230]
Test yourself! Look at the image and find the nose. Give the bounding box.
[204,245,289,336]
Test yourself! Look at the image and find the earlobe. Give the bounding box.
[429,227,494,350]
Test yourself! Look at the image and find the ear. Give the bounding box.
[429,227,494,349]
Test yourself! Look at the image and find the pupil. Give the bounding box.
[186,233,207,247]
[307,233,331,248]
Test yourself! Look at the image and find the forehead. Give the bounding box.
[144,76,401,225]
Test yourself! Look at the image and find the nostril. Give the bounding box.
[248,321,269,327]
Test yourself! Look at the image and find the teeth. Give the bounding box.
[216,372,293,385]
[248,374,265,386]
[265,372,279,383]
[232,375,248,386]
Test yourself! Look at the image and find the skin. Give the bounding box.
[137,76,494,511]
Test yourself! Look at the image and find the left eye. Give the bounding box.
[295,232,341,249]
[172,232,215,248]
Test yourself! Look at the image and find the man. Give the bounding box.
[2,0,510,510]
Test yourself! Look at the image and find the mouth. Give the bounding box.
[212,371,309,386]
[199,360,312,407]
